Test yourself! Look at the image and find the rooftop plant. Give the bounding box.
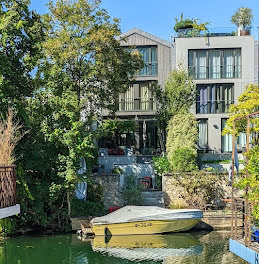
[231,7,253,29]
[174,14,193,32]
[174,14,209,37]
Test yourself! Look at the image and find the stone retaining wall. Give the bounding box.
[162,173,240,209]
[89,174,124,209]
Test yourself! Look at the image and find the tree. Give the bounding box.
[41,0,142,112]
[0,0,45,114]
[166,111,198,170]
[231,7,253,30]
[153,64,196,152]
[222,84,259,145]
[12,0,143,232]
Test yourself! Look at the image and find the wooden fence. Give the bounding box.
[0,165,17,208]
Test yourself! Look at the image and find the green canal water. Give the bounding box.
[0,231,247,264]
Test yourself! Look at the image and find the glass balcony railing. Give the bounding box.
[196,100,234,114]
[117,98,157,111]
[189,65,241,79]
[138,63,158,76]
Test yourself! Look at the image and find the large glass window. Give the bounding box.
[221,119,232,152]
[198,119,208,149]
[189,48,241,79]
[118,82,156,111]
[196,84,234,114]
[221,119,249,152]
[138,47,157,76]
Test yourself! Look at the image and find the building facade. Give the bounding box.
[101,28,172,154]
[173,35,256,154]
[101,28,258,155]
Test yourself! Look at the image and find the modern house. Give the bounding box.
[172,34,257,154]
[101,28,172,155]
[0,165,20,219]
[100,27,258,157]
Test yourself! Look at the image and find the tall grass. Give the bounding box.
[0,109,22,166]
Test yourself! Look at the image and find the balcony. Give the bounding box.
[189,65,242,80]
[138,63,158,76]
[175,27,238,38]
[117,98,157,112]
[0,165,20,219]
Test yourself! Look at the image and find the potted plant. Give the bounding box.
[231,7,253,36]
[174,14,194,33]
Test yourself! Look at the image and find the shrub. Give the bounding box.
[166,111,198,169]
[87,181,103,203]
[122,174,144,205]
[152,156,171,189]
[71,198,107,217]
[169,172,226,210]
[170,148,198,172]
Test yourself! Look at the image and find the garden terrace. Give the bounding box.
[175,27,238,38]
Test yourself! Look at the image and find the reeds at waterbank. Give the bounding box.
[0,109,23,166]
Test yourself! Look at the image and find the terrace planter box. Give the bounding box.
[0,165,17,209]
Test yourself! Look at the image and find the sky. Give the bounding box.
[30,0,259,41]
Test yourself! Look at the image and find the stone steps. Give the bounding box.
[142,191,165,208]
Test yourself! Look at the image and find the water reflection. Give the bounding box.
[0,231,246,264]
[92,233,203,262]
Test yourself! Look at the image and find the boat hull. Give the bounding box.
[92,218,200,236]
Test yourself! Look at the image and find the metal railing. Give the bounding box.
[118,98,157,111]
[0,165,17,208]
[231,198,259,247]
[196,100,234,114]
[189,65,242,79]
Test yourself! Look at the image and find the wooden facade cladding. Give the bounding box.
[120,29,172,88]
[0,165,17,209]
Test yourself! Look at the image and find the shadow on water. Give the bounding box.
[0,231,247,264]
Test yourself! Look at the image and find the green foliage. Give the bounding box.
[152,156,171,189]
[237,146,259,221]
[170,172,226,209]
[98,119,135,147]
[166,111,198,169]
[152,156,171,176]
[71,198,107,217]
[170,148,198,172]
[86,182,103,203]
[152,66,196,152]
[222,84,259,145]
[174,14,193,32]
[42,0,143,113]
[1,0,142,234]
[0,0,45,114]
[164,67,196,117]
[231,7,253,29]
[122,174,144,205]
[174,14,209,37]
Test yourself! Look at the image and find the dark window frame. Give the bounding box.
[188,48,242,79]
[196,83,234,114]
[137,46,158,76]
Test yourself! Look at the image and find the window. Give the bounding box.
[221,119,249,152]
[196,84,234,114]
[198,119,208,149]
[118,82,156,111]
[189,49,241,79]
[138,47,157,75]
[221,119,232,152]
